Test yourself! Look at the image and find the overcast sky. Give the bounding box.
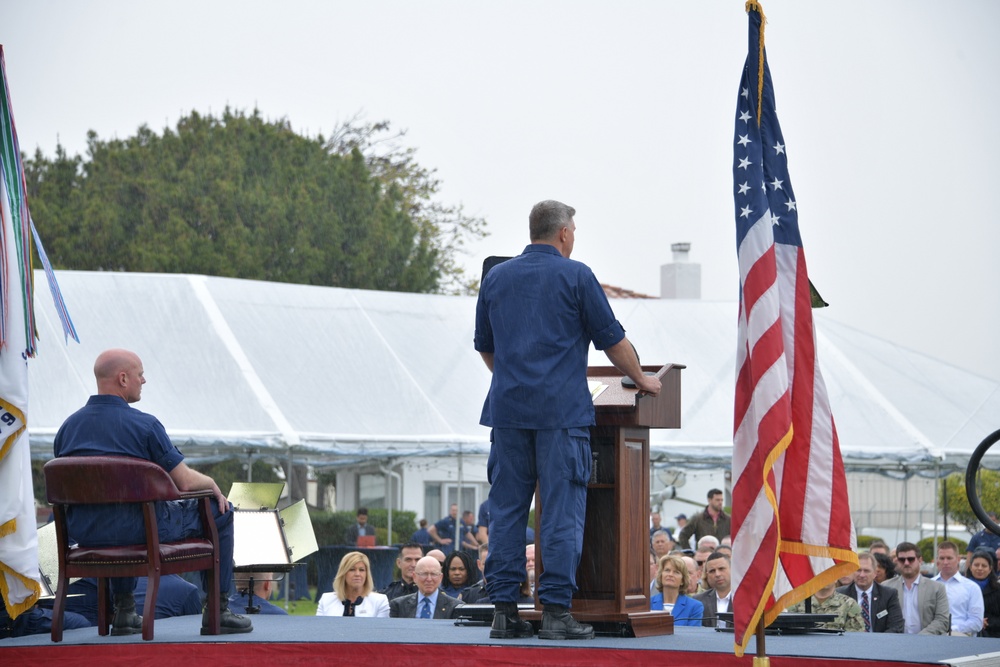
[3,1,998,382]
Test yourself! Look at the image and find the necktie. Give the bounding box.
[419,597,432,619]
[861,591,872,632]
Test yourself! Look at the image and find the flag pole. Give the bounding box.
[754,616,769,667]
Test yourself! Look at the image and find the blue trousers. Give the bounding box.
[484,426,591,607]
[109,498,235,599]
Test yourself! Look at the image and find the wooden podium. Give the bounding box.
[530,363,684,637]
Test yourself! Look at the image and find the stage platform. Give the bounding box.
[4,615,1000,667]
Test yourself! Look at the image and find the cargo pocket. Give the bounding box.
[568,426,592,487]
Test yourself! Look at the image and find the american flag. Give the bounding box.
[730,3,857,656]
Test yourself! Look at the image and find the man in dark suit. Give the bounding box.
[389,556,462,619]
[837,552,903,633]
[694,552,732,628]
[343,507,374,546]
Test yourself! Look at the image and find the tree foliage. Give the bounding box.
[940,470,1000,532]
[24,109,486,294]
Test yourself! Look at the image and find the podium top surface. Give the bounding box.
[587,363,683,429]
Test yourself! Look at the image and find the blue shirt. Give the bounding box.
[434,515,459,555]
[53,394,185,546]
[474,244,625,429]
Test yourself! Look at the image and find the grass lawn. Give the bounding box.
[270,586,318,616]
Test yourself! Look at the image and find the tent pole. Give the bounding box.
[934,462,940,554]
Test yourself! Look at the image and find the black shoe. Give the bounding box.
[539,605,594,640]
[110,593,143,636]
[490,603,534,639]
[201,598,253,635]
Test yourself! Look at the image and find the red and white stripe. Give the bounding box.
[731,211,857,654]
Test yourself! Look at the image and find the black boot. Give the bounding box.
[539,604,594,640]
[490,602,534,639]
[110,592,143,636]
[202,595,253,635]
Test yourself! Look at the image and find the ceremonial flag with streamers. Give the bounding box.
[730,3,857,657]
[0,45,78,623]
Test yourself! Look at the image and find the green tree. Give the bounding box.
[325,116,487,294]
[24,109,486,294]
[940,470,1000,532]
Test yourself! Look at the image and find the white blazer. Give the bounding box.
[316,591,390,618]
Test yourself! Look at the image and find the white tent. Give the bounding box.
[27,271,1000,479]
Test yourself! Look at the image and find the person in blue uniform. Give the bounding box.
[52,348,252,636]
[228,573,289,616]
[474,200,661,640]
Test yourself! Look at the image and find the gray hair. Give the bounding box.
[529,200,575,242]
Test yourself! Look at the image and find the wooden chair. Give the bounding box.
[44,455,221,641]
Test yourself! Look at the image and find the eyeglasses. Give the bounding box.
[897,556,917,564]
[415,571,442,578]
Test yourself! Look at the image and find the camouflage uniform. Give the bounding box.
[787,591,865,632]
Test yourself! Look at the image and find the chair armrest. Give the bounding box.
[177,490,215,501]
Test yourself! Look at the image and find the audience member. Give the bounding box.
[476,500,490,545]
[651,554,704,626]
[411,519,432,547]
[52,348,251,636]
[872,551,896,584]
[317,551,390,617]
[837,552,903,633]
[715,545,733,559]
[882,542,949,634]
[967,514,1000,571]
[933,541,984,636]
[694,546,714,590]
[693,552,732,628]
[966,549,1000,637]
[343,507,373,546]
[786,582,865,632]
[229,573,288,615]
[650,512,672,541]
[427,549,446,564]
[389,556,462,619]
[379,542,423,601]
[648,551,658,594]
[651,530,674,561]
[460,511,480,552]
[442,550,477,598]
[61,575,202,625]
[1,603,89,639]
[681,556,701,595]
[427,504,459,555]
[525,543,536,595]
[676,489,731,550]
[696,535,720,551]
[868,540,890,557]
[674,514,688,533]
[460,543,492,604]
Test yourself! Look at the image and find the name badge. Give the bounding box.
[876,609,888,619]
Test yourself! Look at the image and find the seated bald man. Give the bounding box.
[53,348,252,636]
[389,556,463,619]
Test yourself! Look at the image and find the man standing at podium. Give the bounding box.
[474,199,661,640]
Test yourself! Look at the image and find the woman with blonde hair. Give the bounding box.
[650,554,703,626]
[316,551,390,617]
